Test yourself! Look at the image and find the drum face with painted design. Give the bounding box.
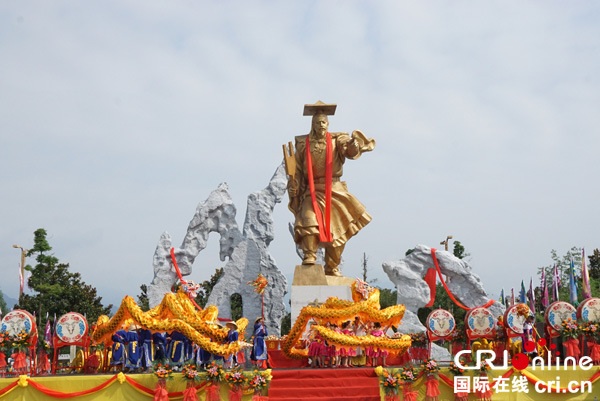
[0,310,36,337]
[426,309,455,338]
[504,304,529,335]
[56,312,88,343]
[577,298,600,323]
[465,307,495,337]
[545,301,576,332]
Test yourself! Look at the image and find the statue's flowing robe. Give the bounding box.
[289,131,374,247]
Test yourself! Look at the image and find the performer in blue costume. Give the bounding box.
[250,317,268,368]
[167,331,187,366]
[138,328,153,370]
[225,322,239,368]
[195,343,212,368]
[184,336,194,362]
[110,329,127,369]
[125,325,141,370]
[153,332,167,362]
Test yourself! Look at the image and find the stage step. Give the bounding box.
[268,367,380,401]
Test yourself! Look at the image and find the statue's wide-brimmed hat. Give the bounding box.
[303,100,337,116]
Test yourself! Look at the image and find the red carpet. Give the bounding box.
[268,367,380,401]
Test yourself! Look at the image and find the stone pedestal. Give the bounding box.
[290,264,355,323]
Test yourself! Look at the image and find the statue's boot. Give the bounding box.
[324,244,345,277]
[301,235,318,265]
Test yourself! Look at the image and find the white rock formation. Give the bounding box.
[383,244,505,360]
[148,164,288,335]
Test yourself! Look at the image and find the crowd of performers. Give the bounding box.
[90,317,269,373]
[306,317,392,368]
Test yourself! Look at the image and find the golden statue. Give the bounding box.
[283,101,375,277]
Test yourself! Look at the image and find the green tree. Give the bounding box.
[193,267,243,318]
[417,283,467,332]
[15,229,112,328]
[378,288,398,309]
[537,247,582,286]
[195,268,225,308]
[137,284,150,312]
[589,249,600,279]
[280,312,291,336]
[453,241,470,260]
[230,293,243,321]
[0,290,7,315]
[534,247,600,305]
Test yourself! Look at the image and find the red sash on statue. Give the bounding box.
[306,133,333,243]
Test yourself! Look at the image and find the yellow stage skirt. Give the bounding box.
[378,366,600,401]
[0,372,261,401]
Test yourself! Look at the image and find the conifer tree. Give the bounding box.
[16,228,112,328]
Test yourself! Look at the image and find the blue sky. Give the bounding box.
[1,1,599,312]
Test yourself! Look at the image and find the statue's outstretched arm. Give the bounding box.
[341,130,376,160]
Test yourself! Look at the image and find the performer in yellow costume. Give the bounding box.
[287,101,375,276]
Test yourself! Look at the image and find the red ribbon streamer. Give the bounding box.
[11,352,27,371]
[0,381,18,397]
[425,375,440,399]
[228,388,243,401]
[424,268,437,307]
[206,384,221,401]
[430,248,496,311]
[169,248,205,312]
[305,133,333,243]
[153,384,169,401]
[384,393,398,401]
[26,375,118,398]
[565,338,580,359]
[402,383,418,401]
[182,384,199,401]
[588,342,600,362]
[474,373,493,401]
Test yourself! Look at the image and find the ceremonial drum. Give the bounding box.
[0,310,37,338]
[465,307,495,338]
[426,309,455,338]
[545,301,576,332]
[577,298,600,322]
[504,304,532,335]
[56,312,88,344]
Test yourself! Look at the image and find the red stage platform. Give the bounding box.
[268,367,380,401]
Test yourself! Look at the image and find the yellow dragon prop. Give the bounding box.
[91,290,248,357]
[282,280,411,359]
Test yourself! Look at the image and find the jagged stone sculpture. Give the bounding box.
[148,164,288,335]
[382,244,505,360]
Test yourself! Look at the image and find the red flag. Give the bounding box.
[582,248,592,299]
[44,315,52,345]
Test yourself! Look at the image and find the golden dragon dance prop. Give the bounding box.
[91,291,248,357]
[282,280,412,359]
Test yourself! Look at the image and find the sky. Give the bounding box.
[1,1,599,314]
